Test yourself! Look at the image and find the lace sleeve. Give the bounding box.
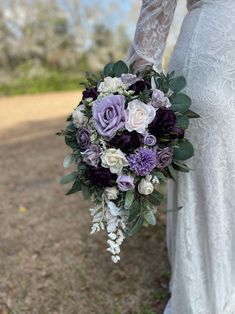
[126,0,177,71]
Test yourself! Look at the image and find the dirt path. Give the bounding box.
[0,91,170,314]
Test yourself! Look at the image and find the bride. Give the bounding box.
[127,0,235,313]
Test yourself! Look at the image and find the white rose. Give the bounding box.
[72,105,88,127]
[125,99,156,134]
[105,187,119,200]
[98,77,127,94]
[138,178,154,195]
[101,148,128,174]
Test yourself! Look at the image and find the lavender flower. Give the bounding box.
[149,89,171,109]
[156,147,173,170]
[116,174,135,191]
[144,134,157,147]
[128,148,157,177]
[92,94,126,139]
[82,144,100,167]
[76,127,91,150]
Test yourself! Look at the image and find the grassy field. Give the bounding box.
[0,91,170,314]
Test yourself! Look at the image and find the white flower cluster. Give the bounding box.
[98,76,128,95]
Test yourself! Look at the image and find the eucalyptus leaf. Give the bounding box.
[175,115,189,129]
[113,60,129,77]
[103,63,114,77]
[144,211,157,226]
[125,191,135,209]
[128,215,144,237]
[170,93,192,113]
[81,184,91,200]
[60,172,77,185]
[66,180,81,195]
[185,109,200,119]
[173,139,194,161]
[169,76,186,92]
[128,201,141,222]
[172,160,190,173]
[63,154,75,168]
[167,165,177,182]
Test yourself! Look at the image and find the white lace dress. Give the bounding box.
[127,1,235,313]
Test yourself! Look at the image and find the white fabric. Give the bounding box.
[128,1,235,313]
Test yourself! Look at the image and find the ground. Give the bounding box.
[0,91,170,314]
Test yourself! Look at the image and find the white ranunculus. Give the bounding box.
[125,99,156,134]
[72,105,88,127]
[101,148,128,174]
[98,76,127,94]
[138,178,154,195]
[105,187,119,200]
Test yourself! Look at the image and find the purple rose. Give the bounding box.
[82,144,100,167]
[108,131,142,154]
[82,87,98,100]
[92,94,127,139]
[121,73,139,86]
[129,79,151,95]
[76,127,91,150]
[86,165,117,188]
[156,147,173,170]
[170,127,185,139]
[148,107,176,138]
[116,174,135,191]
[144,134,157,147]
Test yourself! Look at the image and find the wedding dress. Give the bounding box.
[127,1,235,313]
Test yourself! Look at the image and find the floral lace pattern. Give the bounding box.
[128,1,235,313]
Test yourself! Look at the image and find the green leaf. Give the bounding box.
[66,180,81,195]
[185,109,200,119]
[63,154,75,168]
[170,93,192,113]
[128,201,141,222]
[124,191,135,209]
[169,76,186,92]
[60,172,77,185]
[151,170,167,181]
[113,60,129,77]
[172,160,190,173]
[147,195,161,206]
[173,139,194,161]
[175,115,189,129]
[81,184,91,200]
[167,165,177,182]
[144,211,157,226]
[151,190,164,202]
[103,63,114,77]
[128,215,144,237]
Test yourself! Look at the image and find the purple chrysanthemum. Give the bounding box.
[128,148,157,176]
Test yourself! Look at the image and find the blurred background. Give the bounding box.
[0,1,186,313]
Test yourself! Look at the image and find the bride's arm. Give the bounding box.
[126,0,177,71]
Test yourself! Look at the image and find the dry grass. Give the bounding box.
[0,91,170,314]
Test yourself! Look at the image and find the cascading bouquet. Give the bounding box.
[58,60,199,263]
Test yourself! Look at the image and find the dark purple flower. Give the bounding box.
[156,147,173,170]
[116,174,135,191]
[86,166,117,188]
[148,107,176,138]
[82,87,98,100]
[129,79,151,95]
[144,134,157,147]
[128,148,157,176]
[170,127,185,139]
[108,131,142,154]
[82,144,100,167]
[92,94,127,139]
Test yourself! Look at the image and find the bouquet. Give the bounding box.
[58,60,199,263]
